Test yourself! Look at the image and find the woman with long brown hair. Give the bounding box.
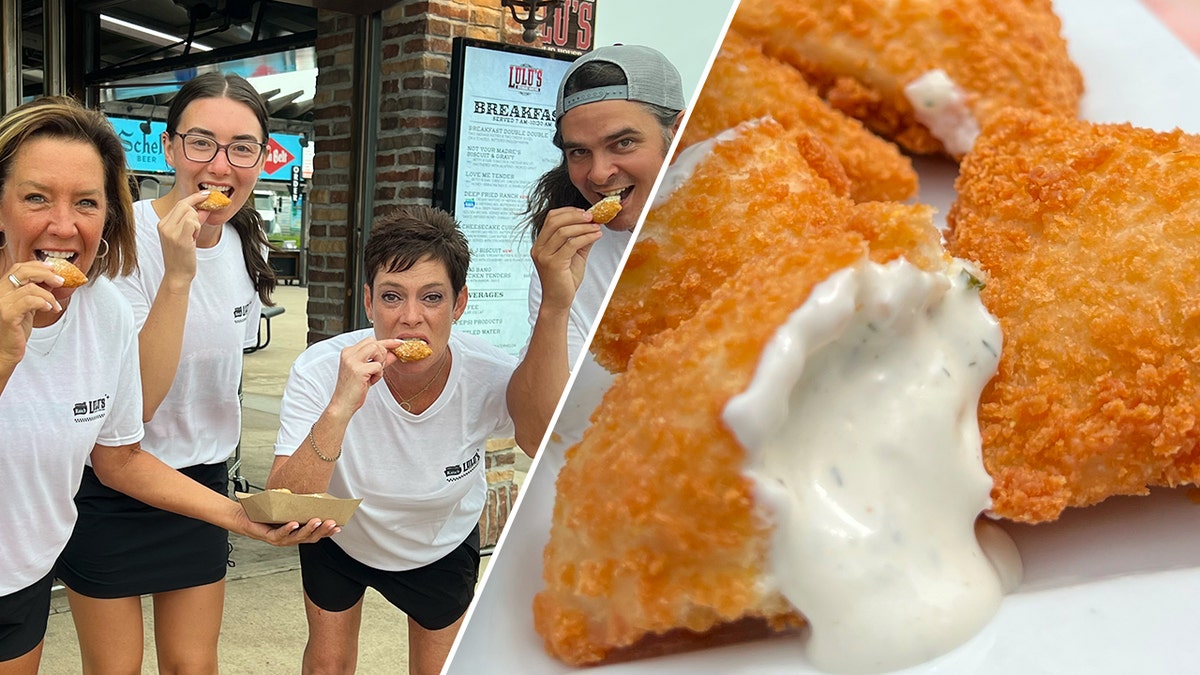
[55,72,337,674]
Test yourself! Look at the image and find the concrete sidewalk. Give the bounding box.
[38,284,529,673]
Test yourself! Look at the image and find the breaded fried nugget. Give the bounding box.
[948,109,1200,523]
[591,119,846,373]
[392,339,432,363]
[732,0,1083,157]
[679,30,918,202]
[536,191,944,666]
[47,257,87,288]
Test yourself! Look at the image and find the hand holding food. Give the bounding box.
[0,261,68,370]
[328,335,393,419]
[530,207,603,313]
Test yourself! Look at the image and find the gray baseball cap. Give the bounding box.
[554,44,685,120]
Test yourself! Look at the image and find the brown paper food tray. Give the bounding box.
[235,490,362,525]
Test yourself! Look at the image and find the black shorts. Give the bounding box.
[299,526,480,631]
[0,571,53,663]
[56,463,230,599]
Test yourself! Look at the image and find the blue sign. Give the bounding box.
[107,116,304,182]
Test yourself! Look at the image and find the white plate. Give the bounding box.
[445,2,1200,673]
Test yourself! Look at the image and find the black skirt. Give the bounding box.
[56,462,230,598]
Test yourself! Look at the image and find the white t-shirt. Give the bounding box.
[275,329,515,571]
[0,278,144,594]
[112,199,261,468]
[521,228,633,366]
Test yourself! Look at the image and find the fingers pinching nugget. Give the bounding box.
[392,339,432,363]
[948,109,1200,523]
[679,30,918,202]
[732,0,1083,157]
[196,190,232,211]
[47,257,87,288]
[588,195,623,224]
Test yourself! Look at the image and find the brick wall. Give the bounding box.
[308,0,530,342]
[308,1,535,548]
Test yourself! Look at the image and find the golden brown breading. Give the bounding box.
[679,30,919,202]
[948,108,1200,523]
[536,181,944,666]
[196,190,232,211]
[392,339,432,362]
[47,257,87,288]
[591,119,842,373]
[587,195,623,224]
[732,0,1083,156]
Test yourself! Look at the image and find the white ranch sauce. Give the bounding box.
[724,258,1017,674]
[903,69,980,156]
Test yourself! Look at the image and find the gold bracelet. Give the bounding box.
[308,424,341,462]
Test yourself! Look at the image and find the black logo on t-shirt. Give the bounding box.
[444,450,481,482]
[72,395,109,423]
[233,301,252,323]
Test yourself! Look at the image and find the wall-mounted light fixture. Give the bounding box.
[501,0,565,43]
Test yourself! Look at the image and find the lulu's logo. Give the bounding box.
[508,64,543,93]
[73,395,108,422]
[444,450,481,482]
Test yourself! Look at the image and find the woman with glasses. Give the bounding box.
[54,72,326,674]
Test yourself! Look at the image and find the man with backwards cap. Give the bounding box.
[507,44,685,454]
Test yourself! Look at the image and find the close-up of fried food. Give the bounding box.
[535,190,945,666]
[948,108,1200,524]
[593,117,936,373]
[392,339,433,362]
[587,194,623,224]
[47,257,87,287]
[731,0,1084,157]
[196,190,232,211]
[679,30,918,203]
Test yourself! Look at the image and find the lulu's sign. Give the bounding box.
[539,0,594,55]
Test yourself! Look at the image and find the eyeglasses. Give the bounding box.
[173,133,266,168]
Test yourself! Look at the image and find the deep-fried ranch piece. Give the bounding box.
[391,339,433,363]
[47,256,87,287]
[948,108,1200,523]
[195,190,232,211]
[679,30,918,202]
[591,118,847,373]
[537,186,948,666]
[732,0,1083,157]
[587,194,623,224]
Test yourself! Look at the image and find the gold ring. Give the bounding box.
[7,273,20,289]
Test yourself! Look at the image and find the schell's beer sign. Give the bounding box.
[108,116,304,181]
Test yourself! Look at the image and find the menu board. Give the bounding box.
[442,38,575,356]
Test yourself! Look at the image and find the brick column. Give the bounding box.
[310,1,535,549]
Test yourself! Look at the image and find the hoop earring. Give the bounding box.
[0,231,6,251]
[96,239,109,260]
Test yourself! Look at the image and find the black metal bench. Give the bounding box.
[244,305,286,354]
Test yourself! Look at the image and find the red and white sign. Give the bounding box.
[540,0,594,55]
[263,137,295,176]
